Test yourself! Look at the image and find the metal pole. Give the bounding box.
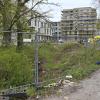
[34,32,39,88]
[34,31,41,100]
[31,0,39,88]
[57,32,59,43]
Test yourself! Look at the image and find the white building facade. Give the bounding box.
[28,12,53,42]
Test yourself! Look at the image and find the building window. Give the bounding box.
[55,32,57,35]
[47,29,48,34]
[53,23,57,26]
[38,28,40,33]
[55,28,57,30]
[38,21,40,27]
[41,22,43,28]
[35,18,37,26]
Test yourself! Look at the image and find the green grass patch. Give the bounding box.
[0,42,100,89]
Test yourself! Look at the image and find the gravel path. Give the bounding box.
[43,69,100,100]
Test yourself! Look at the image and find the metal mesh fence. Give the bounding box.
[0,30,100,99]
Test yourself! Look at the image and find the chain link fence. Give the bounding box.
[0,31,100,98]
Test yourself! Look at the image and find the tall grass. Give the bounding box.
[0,43,100,89]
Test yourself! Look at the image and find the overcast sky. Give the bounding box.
[48,0,94,21]
[28,0,95,21]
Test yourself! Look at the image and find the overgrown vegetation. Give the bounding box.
[0,43,100,89]
[0,47,33,89]
[38,43,100,81]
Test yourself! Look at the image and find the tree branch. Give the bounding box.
[27,10,52,21]
[8,0,58,30]
[8,0,44,29]
[41,2,60,6]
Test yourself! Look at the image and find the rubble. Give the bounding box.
[64,96,69,100]
[62,80,71,85]
[66,75,73,79]
[68,82,75,87]
[44,75,74,88]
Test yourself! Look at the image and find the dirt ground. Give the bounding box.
[43,69,100,100]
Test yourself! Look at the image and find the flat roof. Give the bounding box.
[62,7,96,12]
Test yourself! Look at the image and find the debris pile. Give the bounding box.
[44,75,76,88]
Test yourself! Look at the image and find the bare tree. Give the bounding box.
[0,0,58,48]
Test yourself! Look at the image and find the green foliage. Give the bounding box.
[39,43,57,68]
[0,47,33,89]
[38,43,100,81]
[0,43,100,90]
[26,87,36,97]
[68,64,99,80]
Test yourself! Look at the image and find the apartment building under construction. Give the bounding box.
[61,7,97,41]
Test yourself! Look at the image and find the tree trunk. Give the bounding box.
[2,31,11,47]
[16,18,23,50]
[16,0,23,50]
[17,31,23,50]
